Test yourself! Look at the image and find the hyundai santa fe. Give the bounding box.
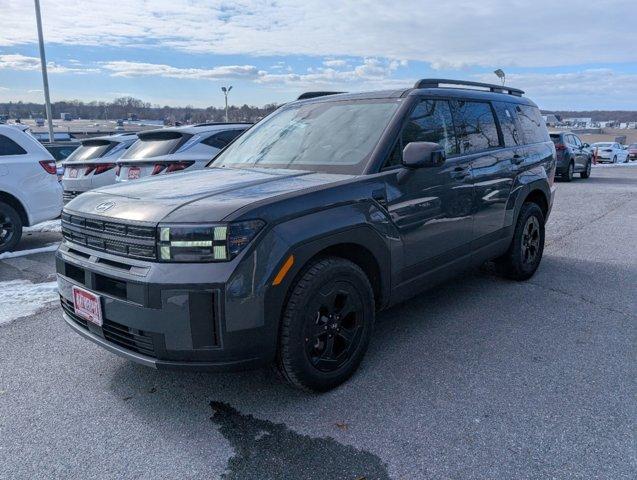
[57,79,556,392]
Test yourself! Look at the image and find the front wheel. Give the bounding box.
[580,160,591,179]
[276,256,375,392]
[612,155,618,164]
[0,202,23,254]
[496,202,545,281]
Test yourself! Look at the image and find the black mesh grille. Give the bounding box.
[61,212,156,260]
[63,191,81,204]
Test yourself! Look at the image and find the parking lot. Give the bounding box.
[0,166,635,479]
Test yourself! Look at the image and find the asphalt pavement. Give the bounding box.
[0,166,635,479]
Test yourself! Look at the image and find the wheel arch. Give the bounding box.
[0,191,29,226]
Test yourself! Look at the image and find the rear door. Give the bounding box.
[383,98,474,282]
[570,135,586,170]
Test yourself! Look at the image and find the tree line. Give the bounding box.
[0,97,281,124]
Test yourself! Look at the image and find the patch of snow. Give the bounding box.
[0,244,59,260]
[24,219,61,233]
[0,280,59,326]
[593,161,637,168]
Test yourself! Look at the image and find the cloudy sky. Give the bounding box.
[1,0,636,110]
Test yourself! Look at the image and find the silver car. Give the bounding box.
[116,123,250,182]
[61,133,137,204]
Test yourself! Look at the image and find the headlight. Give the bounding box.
[157,220,265,262]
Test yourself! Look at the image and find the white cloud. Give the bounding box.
[0,54,97,74]
[323,59,347,68]
[101,61,260,79]
[1,0,634,68]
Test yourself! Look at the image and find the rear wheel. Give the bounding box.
[0,202,23,254]
[276,257,375,392]
[496,202,545,281]
[580,159,591,179]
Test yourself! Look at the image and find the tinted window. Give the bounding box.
[211,99,400,174]
[516,105,550,144]
[549,134,562,145]
[493,102,522,147]
[122,132,187,159]
[571,135,582,147]
[402,99,458,156]
[450,100,500,154]
[0,134,27,155]
[202,129,245,149]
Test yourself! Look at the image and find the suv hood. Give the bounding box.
[64,167,353,223]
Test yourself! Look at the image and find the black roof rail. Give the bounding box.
[297,91,344,100]
[413,78,524,97]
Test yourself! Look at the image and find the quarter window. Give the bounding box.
[402,99,458,156]
[450,100,500,154]
[516,105,550,144]
[0,134,27,156]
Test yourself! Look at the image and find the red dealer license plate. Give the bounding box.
[68,168,78,178]
[127,167,141,180]
[72,286,103,326]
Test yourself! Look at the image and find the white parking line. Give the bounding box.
[0,280,58,326]
[0,244,59,260]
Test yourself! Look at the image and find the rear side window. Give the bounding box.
[550,134,561,145]
[402,99,458,156]
[122,132,188,159]
[516,105,550,144]
[0,134,27,155]
[493,102,522,147]
[450,100,500,154]
[202,129,246,149]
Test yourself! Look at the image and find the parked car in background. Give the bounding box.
[116,123,250,182]
[590,142,629,164]
[43,141,81,179]
[61,133,137,204]
[57,79,555,391]
[626,143,637,161]
[549,131,592,181]
[0,125,62,253]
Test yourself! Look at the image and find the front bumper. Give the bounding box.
[56,240,279,371]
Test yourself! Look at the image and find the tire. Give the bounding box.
[612,155,617,164]
[496,202,545,281]
[0,202,23,254]
[580,159,591,179]
[276,256,375,392]
[563,162,574,182]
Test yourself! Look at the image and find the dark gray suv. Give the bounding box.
[56,79,556,391]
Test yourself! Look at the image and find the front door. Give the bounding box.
[383,98,474,282]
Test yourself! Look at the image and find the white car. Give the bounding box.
[0,125,62,253]
[61,133,137,204]
[591,142,629,163]
[116,123,250,182]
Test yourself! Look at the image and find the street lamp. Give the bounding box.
[34,0,54,143]
[494,69,505,86]
[221,86,233,122]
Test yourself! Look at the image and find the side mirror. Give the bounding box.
[402,141,446,168]
[583,143,590,148]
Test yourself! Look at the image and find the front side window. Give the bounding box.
[211,99,400,174]
[450,100,500,154]
[0,134,27,156]
[516,105,550,144]
[493,102,522,147]
[402,99,458,156]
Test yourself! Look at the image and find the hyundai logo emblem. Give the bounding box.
[95,201,116,213]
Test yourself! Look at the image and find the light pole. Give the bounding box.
[34,0,54,143]
[221,86,232,122]
[494,69,506,86]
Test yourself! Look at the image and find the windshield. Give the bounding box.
[210,99,400,174]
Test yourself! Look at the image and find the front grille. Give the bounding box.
[63,191,81,204]
[62,212,157,260]
[61,296,156,357]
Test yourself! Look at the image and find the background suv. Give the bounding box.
[62,133,137,204]
[0,125,62,253]
[627,143,637,161]
[549,131,592,181]
[57,79,555,392]
[116,123,250,182]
